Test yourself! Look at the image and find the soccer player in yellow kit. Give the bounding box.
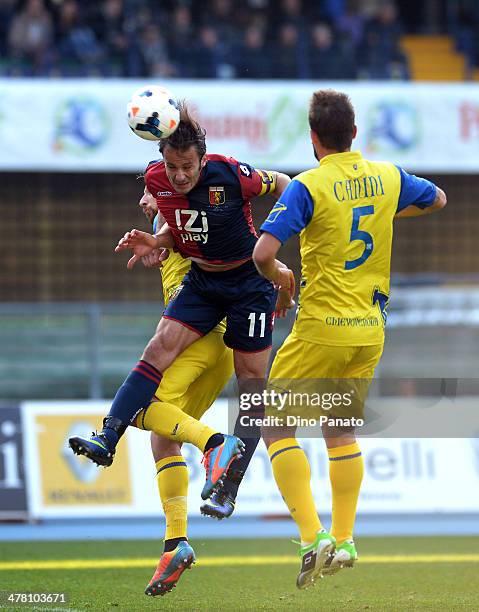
[133,185,234,596]
[253,89,447,589]
[134,184,294,596]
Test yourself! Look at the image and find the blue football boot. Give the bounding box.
[201,435,245,500]
[69,432,115,467]
[200,489,236,520]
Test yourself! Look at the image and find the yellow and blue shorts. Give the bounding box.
[266,331,383,422]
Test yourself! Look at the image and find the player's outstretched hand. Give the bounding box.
[141,248,170,269]
[275,290,295,318]
[273,267,296,318]
[114,229,158,269]
[273,267,295,296]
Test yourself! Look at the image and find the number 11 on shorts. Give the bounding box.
[248,312,266,337]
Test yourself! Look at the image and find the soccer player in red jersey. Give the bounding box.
[69,103,294,514]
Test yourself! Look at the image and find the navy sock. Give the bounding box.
[101,428,119,448]
[222,434,260,498]
[163,537,187,553]
[204,433,225,452]
[103,360,162,448]
[222,394,263,497]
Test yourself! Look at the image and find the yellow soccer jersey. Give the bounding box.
[161,249,191,305]
[261,150,437,346]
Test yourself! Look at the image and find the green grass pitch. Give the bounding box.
[0,536,478,611]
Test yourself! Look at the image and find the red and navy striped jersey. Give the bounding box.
[145,154,276,266]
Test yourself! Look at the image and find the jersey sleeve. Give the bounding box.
[229,157,277,199]
[395,167,437,213]
[260,179,314,244]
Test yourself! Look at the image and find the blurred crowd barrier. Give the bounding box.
[2,400,478,520]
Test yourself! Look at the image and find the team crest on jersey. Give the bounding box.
[209,186,225,205]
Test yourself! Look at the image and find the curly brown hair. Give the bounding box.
[309,90,355,151]
[159,101,206,158]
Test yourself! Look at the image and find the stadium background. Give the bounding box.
[1,1,479,610]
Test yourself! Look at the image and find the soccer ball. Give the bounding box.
[127,85,180,141]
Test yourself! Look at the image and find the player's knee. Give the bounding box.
[262,434,275,448]
[261,426,286,448]
[322,423,356,448]
[150,432,182,461]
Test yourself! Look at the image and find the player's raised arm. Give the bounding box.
[394,167,447,218]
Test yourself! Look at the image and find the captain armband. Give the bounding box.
[258,170,277,195]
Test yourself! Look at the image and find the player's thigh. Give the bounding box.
[270,339,383,379]
[178,333,234,420]
[223,280,277,353]
[142,316,201,372]
[157,334,215,408]
[343,344,384,378]
[270,334,355,379]
[163,276,224,337]
[268,338,361,425]
[338,344,384,419]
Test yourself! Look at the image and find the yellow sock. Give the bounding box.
[268,438,322,544]
[139,400,217,452]
[328,442,364,543]
[156,456,189,541]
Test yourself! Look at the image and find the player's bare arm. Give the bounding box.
[274,260,296,317]
[395,186,447,218]
[253,233,295,305]
[266,170,291,199]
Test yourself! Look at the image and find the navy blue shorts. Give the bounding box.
[163,260,277,352]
